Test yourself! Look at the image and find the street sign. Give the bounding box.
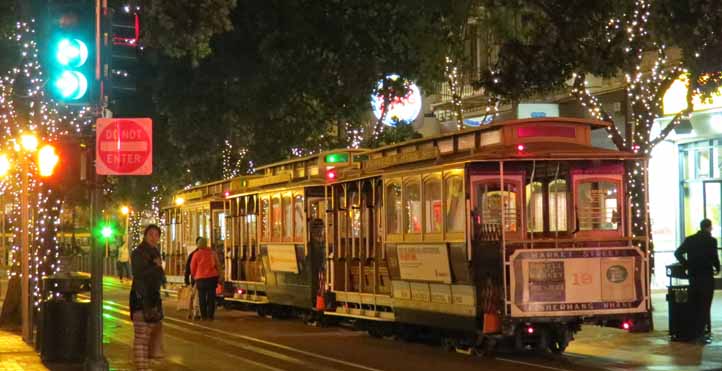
[96,118,152,175]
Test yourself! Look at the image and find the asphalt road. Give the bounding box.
[96,278,721,371]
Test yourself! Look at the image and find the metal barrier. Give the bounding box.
[59,255,118,276]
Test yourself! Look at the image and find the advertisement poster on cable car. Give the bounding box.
[509,247,647,317]
[396,244,452,284]
[266,244,299,273]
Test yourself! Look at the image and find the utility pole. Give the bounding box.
[20,158,30,343]
[84,0,109,369]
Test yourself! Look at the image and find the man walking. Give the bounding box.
[675,218,720,343]
[117,238,131,283]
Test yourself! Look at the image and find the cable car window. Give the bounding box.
[549,180,568,231]
[445,176,465,233]
[283,194,293,240]
[294,194,305,241]
[386,182,402,235]
[424,177,442,234]
[404,180,421,234]
[260,198,270,241]
[526,182,543,232]
[576,181,620,231]
[476,182,519,233]
[272,196,282,240]
[350,191,361,238]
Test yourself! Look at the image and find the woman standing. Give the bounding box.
[130,225,165,370]
[190,237,221,320]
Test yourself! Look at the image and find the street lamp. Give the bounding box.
[0,133,59,343]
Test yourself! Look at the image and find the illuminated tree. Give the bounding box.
[472,0,722,254]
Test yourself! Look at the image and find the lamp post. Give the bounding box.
[1,133,60,343]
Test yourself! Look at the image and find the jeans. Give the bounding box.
[195,277,218,319]
[117,261,131,280]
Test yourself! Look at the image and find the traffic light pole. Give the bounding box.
[85,0,109,367]
[84,149,108,371]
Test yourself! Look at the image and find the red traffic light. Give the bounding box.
[37,145,60,177]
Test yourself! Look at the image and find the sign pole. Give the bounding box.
[85,1,108,368]
[85,135,109,371]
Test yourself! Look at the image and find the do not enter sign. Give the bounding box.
[96,118,152,175]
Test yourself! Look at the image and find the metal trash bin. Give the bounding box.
[666,263,693,341]
[38,272,91,362]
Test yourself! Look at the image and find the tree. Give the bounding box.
[471,0,722,249]
[141,0,463,189]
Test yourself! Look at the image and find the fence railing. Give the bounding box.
[59,255,119,276]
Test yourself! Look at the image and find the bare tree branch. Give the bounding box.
[649,85,693,147]
[571,72,625,150]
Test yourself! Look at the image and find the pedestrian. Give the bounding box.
[675,218,721,344]
[117,238,131,283]
[190,237,221,320]
[184,237,203,286]
[130,225,166,370]
[184,237,204,319]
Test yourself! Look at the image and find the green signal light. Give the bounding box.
[55,71,88,99]
[325,153,349,163]
[56,38,88,67]
[101,226,113,239]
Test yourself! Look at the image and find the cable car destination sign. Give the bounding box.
[96,118,153,175]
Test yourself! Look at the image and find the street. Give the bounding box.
[96,278,721,371]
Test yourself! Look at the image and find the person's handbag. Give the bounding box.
[176,286,193,311]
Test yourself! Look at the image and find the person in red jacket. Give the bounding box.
[190,237,221,320]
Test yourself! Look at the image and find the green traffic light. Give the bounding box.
[56,38,88,67]
[54,70,88,99]
[101,226,113,239]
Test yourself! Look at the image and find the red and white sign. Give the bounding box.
[96,118,152,175]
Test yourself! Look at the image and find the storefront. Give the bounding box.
[649,78,722,289]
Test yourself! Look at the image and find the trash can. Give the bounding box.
[666,263,693,341]
[38,272,91,362]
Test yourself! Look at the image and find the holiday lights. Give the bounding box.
[570,0,700,262]
[0,20,91,311]
[444,56,464,130]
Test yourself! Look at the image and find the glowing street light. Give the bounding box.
[120,205,130,215]
[0,154,10,177]
[20,134,38,152]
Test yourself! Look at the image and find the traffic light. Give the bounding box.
[37,144,60,177]
[94,221,117,242]
[44,0,98,105]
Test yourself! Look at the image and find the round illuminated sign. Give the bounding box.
[370,74,422,127]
